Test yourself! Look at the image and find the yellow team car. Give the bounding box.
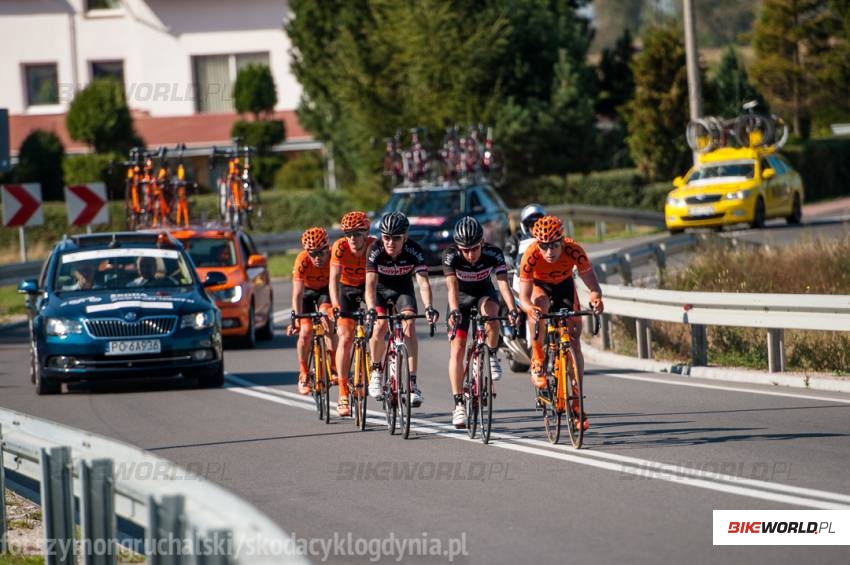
[664,146,804,233]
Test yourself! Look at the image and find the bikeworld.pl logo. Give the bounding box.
[714,510,850,545]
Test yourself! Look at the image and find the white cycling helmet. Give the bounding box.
[519,203,546,235]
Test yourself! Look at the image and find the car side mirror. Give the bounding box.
[673,176,684,188]
[18,279,39,294]
[203,271,228,287]
[762,168,775,180]
[247,254,267,268]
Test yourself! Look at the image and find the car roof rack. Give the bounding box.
[69,231,181,249]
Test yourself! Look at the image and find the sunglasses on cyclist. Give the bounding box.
[458,244,481,253]
[538,240,562,251]
[307,246,329,258]
[344,229,367,238]
[381,234,404,242]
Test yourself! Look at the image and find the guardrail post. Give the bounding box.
[690,325,707,366]
[564,218,575,239]
[596,221,606,242]
[196,529,234,565]
[617,256,632,285]
[600,314,611,350]
[1,424,7,555]
[652,245,667,281]
[148,494,186,565]
[40,446,75,565]
[767,329,786,373]
[80,459,116,565]
[636,319,651,359]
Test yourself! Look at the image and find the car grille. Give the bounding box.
[685,195,722,204]
[681,213,725,221]
[85,316,177,338]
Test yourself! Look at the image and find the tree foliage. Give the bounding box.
[233,64,278,119]
[287,0,595,193]
[15,130,65,201]
[66,78,141,154]
[711,45,767,118]
[621,22,693,181]
[595,28,636,117]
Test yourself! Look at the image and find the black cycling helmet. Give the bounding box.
[453,216,484,247]
[379,211,410,236]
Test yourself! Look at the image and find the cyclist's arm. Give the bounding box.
[329,262,342,309]
[577,268,604,313]
[291,279,305,315]
[364,272,377,311]
[518,278,537,317]
[494,272,515,311]
[445,274,460,312]
[415,272,433,312]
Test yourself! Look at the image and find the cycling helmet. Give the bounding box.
[453,216,484,247]
[520,203,546,235]
[301,226,329,250]
[340,211,370,232]
[379,211,409,236]
[531,215,563,243]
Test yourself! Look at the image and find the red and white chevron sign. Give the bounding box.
[65,183,108,226]
[1,183,44,227]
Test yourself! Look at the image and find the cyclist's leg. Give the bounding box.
[396,291,422,405]
[335,286,361,391]
[448,302,473,396]
[479,291,503,380]
[318,299,338,380]
[529,284,551,383]
[369,287,393,399]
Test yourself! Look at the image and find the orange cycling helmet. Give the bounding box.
[340,211,369,232]
[301,226,329,250]
[531,215,563,243]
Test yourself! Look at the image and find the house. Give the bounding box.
[0,0,320,185]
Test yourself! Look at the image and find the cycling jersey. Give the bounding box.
[366,239,428,313]
[518,239,592,285]
[443,243,506,297]
[293,250,330,290]
[331,235,376,287]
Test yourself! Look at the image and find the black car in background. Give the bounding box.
[372,182,510,265]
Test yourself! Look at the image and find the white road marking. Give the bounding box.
[225,373,850,509]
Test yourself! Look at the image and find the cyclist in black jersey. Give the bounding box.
[365,211,439,406]
[444,216,519,427]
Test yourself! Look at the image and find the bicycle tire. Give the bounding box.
[686,119,717,153]
[465,351,478,439]
[352,343,369,430]
[542,347,560,444]
[563,347,584,449]
[322,348,331,425]
[382,351,397,434]
[479,346,494,445]
[397,345,412,439]
[308,345,324,421]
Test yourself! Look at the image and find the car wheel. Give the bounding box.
[240,303,256,348]
[786,194,802,225]
[750,197,766,229]
[33,348,60,395]
[195,363,225,388]
[668,228,684,235]
[257,296,274,341]
[508,356,530,373]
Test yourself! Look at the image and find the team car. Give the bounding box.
[17,231,225,394]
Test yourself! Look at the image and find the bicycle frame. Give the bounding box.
[292,311,335,424]
[337,309,371,430]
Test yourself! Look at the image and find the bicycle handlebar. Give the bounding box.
[532,308,601,340]
[448,312,513,341]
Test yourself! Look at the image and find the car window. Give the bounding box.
[689,162,754,181]
[385,190,464,216]
[241,232,259,256]
[180,237,237,267]
[237,234,252,261]
[760,158,772,176]
[469,191,485,213]
[482,186,508,211]
[767,155,787,175]
[54,248,194,291]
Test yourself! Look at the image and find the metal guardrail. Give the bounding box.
[1,409,306,564]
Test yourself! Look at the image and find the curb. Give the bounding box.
[582,343,850,395]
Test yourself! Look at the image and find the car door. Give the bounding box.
[472,186,509,247]
[240,232,271,318]
[765,155,791,215]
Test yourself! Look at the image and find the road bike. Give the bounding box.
[450,311,512,444]
[336,309,371,430]
[171,143,193,227]
[534,308,599,448]
[211,138,260,229]
[292,311,335,424]
[373,305,435,439]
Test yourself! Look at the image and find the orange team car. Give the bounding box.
[167,225,274,346]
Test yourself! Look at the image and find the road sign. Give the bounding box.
[2,183,43,227]
[65,183,108,226]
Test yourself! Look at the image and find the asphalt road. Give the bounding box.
[2,274,849,564]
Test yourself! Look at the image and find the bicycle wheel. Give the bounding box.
[322,348,332,424]
[542,350,561,444]
[563,348,584,449]
[308,345,324,421]
[464,352,478,439]
[479,346,494,445]
[382,352,397,434]
[351,343,368,430]
[397,345,412,439]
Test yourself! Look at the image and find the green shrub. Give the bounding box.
[231,120,285,154]
[233,64,277,119]
[63,153,125,201]
[66,78,142,153]
[273,152,325,191]
[15,130,65,201]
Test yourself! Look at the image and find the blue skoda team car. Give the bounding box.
[18,232,227,394]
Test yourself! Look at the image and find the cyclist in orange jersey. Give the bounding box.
[517,216,604,422]
[329,211,377,417]
[288,227,338,395]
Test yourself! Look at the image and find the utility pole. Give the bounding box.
[683,0,702,165]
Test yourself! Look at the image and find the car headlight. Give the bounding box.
[181,310,217,330]
[213,285,243,303]
[431,229,451,241]
[666,196,686,207]
[46,318,83,337]
[725,189,752,200]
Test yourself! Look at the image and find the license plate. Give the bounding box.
[688,206,715,217]
[106,339,161,356]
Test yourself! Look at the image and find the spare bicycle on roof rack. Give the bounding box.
[211,137,262,230]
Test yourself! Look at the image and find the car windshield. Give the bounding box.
[688,161,755,182]
[54,248,195,291]
[179,237,237,267]
[385,190,463,217]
